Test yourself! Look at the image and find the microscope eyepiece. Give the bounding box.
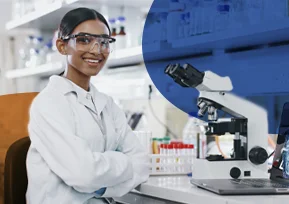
[164,63,205,88]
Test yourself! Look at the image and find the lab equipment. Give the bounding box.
[134,130,152,154]
[178,14,186,38]
[202,0,216,34]
[215,0,231,32]
[245,0,263,25]
[18,35,34,69]
[115,16,127,50]
[191,102,289,195]
[165,63,269,179]
[182,113,202,148]
[150,139,194,175]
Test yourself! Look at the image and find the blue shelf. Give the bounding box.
[172,18,289,50]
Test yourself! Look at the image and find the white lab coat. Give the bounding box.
[26,76,150,204]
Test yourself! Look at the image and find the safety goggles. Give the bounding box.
[62,33,116,54]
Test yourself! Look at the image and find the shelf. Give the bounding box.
[6,0,153,31]
[5,62,64,79]
[5,46,145,78]
[107,46,143,67]
[172,18,289,51]
[107,42,166,67]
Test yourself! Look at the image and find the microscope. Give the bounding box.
[165,63,269,179]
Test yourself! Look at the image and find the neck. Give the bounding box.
[63,65,91,91]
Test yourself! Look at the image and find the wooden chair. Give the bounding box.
[0,93,38,204]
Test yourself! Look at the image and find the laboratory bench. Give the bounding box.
[114,176,289,204]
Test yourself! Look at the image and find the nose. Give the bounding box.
[90,42,101,54]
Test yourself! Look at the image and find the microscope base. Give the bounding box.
[192,158,269,179]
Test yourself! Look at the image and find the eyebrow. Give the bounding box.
[76,32,110,38]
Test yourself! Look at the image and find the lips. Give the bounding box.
[83,57,104,67]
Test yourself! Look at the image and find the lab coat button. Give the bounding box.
[86,94,91,99]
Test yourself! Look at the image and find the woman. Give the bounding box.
[26,8,150,204]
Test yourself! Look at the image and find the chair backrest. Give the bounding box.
[0,93,38,149]
[0,92,38,204]
[4,137,30,204]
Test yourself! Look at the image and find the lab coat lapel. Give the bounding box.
[77,97,98,115]
[89,85,108,114]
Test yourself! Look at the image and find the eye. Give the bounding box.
[76,36,92,44]
[101,40,110,47]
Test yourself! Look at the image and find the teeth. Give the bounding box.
[84,59,101,63]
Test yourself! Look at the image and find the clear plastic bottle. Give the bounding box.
[231,0,247,29]
[178,13,186,39]
[182,112,200,147]
[24,0,35,14]
[184,12,191,37]
[19,36,34,69]
[29,49,40,68]
[39,41,52,65]
[44,41,53,63]
[194,0,203,35]
[12,0,22,19]
[160,13,168,41]
[34,37,44,50]
[115,16,127,50]
[245,0,263,26]
[202,0,216,34]
[215,0,232,32]
[163,136,171,145]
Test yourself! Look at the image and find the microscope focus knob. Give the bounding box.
[230,167,241,179]
[249,147,268,165]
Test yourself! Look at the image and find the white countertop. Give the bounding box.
[123,176,289,204]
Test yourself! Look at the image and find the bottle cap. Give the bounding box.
[118,16,126,22]
[160,144,164,148]
[168,144,173,149]
[37,37,43,42]
[163,136,170,141]
[188,144,194,149]
[172,144,178,149]
[152,138,158,141]
[184,144,190,149]
[177,143,184,149]
[109,18,116,24]
[157,138,163,142]
[164,144,169,149]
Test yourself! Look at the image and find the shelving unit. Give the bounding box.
[5,62,64,79]
[172,18,289,51]
[5,46,145,79]
[6,0,153,31]
[5,0,155,79]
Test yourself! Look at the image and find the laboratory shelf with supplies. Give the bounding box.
[5,62,64,79]
[5,45,147,79]
[114,175,289,204]
[171,17,289,52]
[6,0,153,31]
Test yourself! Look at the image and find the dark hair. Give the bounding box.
[58,7,111,39]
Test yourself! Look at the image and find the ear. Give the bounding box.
[56,38,67,55]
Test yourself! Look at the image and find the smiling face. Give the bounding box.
[58,19,110,77]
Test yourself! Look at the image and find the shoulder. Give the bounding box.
[30,85,71,116]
